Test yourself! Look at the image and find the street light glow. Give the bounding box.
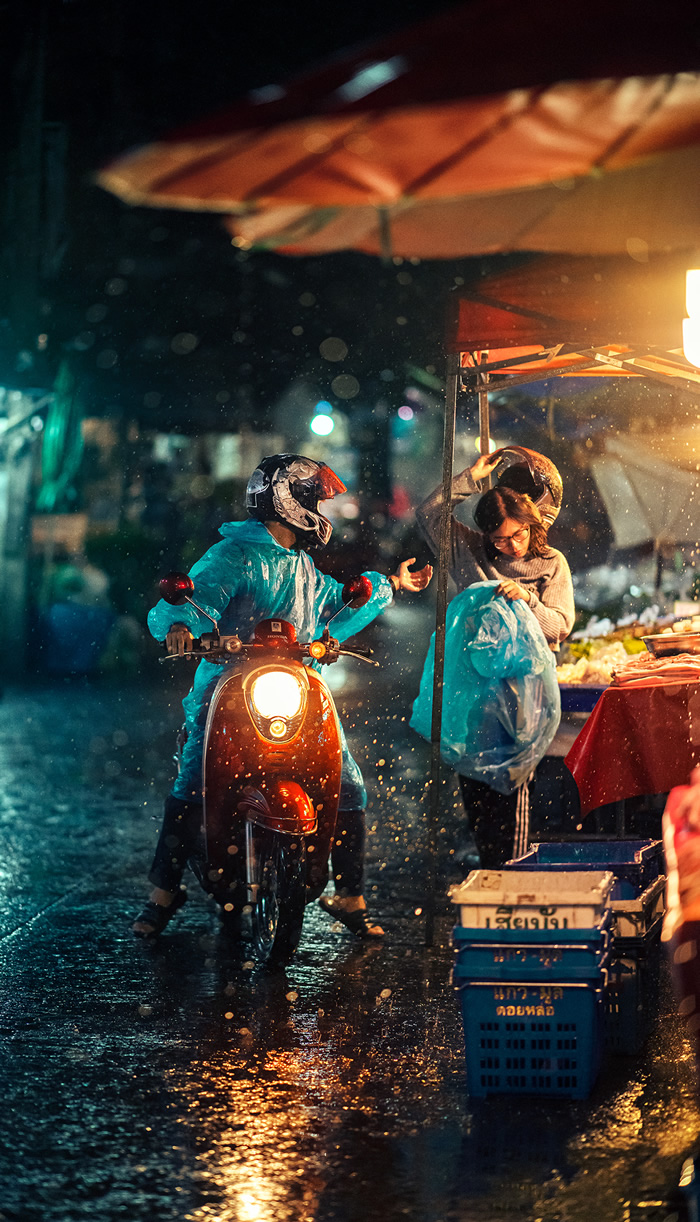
[310,412,334,435]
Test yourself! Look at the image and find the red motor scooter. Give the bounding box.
[158,572,376,965]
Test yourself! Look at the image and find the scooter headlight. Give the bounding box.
[244,668,307,742]
[250,671,303,719]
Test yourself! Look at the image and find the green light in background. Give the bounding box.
[310,401,334,435]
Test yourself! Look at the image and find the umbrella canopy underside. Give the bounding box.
[98,0,700,259]
[592,435,700,548]
[100,74,700,261]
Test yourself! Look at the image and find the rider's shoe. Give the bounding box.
[318,896,385,939]
[132,888,187,939]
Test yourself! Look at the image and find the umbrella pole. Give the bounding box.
[425,352,459,947]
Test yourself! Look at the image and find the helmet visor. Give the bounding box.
[313,463,346,500]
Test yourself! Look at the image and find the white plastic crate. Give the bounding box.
[450,869,615,932]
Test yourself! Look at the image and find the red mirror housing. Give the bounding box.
[159,572,195,606]
[342,575,372,609]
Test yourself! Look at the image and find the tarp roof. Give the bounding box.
[451,252,700,398]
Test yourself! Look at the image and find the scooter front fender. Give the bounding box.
[238,780,317,835]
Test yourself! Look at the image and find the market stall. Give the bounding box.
[447,255,700,836]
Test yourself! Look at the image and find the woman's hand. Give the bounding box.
[390,558,433,593]
[496,579,532,604]
[469,452,502,484]
[165,623,194,655]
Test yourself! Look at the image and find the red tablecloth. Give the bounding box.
[564,680,700,815]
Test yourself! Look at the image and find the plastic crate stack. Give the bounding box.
[451,869,615,1099]
[508,839,665,1056]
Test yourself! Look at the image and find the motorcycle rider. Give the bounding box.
[133,454,432,941]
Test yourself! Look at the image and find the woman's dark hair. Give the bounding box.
[473,487,549,560]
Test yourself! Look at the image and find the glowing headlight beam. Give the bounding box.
[250,671,303,719]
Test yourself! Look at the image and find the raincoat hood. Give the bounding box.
[218,518,295,549]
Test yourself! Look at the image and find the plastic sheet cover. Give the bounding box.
[410,581,560,795]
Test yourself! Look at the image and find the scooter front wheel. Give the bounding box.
[251,828,306,965]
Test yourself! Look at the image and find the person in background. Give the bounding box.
[663,768,700,1078]
[415,448,575,868]
[662,771,700,1207]
[133,454,432,941]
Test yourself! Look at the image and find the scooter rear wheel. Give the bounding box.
[251,829,306,965]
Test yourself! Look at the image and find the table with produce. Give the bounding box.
[561,613,700,815]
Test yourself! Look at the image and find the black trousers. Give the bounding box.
[330,807,365,897]
[148,795,366,897]
[458,774,533,870]
[148,795,203,891]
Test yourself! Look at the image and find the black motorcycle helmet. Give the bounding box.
[245,454,346,546]
[491,446,563,527]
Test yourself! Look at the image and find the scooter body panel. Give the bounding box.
[201,657,342,897]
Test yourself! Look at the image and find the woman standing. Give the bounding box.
[415,449,575,868]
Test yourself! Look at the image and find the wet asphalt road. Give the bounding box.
[1,602,700,1222]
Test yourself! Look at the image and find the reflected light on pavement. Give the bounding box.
[178,1039,341,1222]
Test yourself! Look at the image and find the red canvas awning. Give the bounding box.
[449,252,700,396]
[451,252,689,350]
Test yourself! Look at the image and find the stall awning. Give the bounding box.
[451,252,700,398]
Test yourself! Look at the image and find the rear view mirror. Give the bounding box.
[342,575,372,609]
[159,572,195,606]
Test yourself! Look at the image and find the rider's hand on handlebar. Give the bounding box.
[391,558,433,593]
[166,623,194,655]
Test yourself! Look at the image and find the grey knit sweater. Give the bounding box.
[416,469,575,647]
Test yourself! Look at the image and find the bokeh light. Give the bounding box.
[310,413,334,436]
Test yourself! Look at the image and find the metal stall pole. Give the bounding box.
[424,353,459,946]
[476,349,491,466]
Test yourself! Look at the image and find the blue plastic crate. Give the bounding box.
[558,683,606,713]
[453,922,611,983]
[506,840,663,900]
[605,936,662,1056]
[456,978,604,1099]
[452,922,612,945]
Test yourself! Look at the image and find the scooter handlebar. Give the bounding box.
[161,634,377,665]
[338,647,379,667]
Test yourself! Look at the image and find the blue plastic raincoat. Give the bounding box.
[410,581,560,795]
[148,519,393,805]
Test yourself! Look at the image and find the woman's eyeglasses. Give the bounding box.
[490,525,530,548]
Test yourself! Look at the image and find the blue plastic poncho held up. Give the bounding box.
[410,581,560,795]
[148,518,393,805]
